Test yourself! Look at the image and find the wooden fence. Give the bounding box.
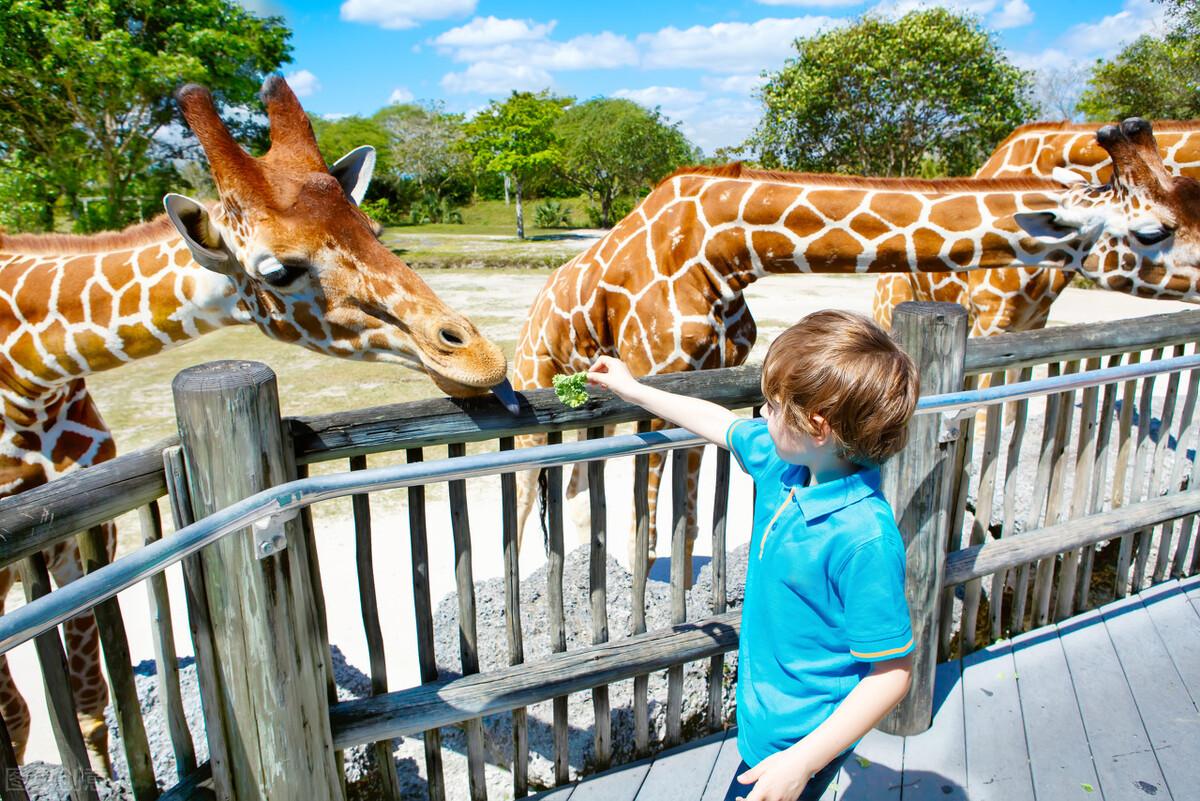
[0,304,1198,800]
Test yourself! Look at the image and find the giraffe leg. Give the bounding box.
[565,426,620,551]
[47,536,112,778]
[683,446,703,591]
[514,433,550,553]
[641,449,664,572]
[0,568,31,764]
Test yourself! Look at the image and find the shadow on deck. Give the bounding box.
[532,576,1200,801]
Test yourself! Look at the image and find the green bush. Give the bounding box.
[359,197,405,226]
[586,196,635,228]
[534,199,574,228]
[409,192,463,225]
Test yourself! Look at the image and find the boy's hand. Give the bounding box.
[587,356,640,400]
[735,750,817,801]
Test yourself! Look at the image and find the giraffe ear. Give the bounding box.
[163,194,236,275]
[329,146,376,206]
[1013,210,1080,241]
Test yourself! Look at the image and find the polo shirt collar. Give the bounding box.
[786,465,881,521]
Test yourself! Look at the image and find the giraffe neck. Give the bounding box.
[637,171,1077,298]
[0,219,247,398]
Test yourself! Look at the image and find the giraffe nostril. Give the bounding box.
[439,328,466,348]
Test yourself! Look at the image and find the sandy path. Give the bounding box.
[7,266,1193,767]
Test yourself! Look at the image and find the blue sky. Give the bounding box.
[241,0,1171,154]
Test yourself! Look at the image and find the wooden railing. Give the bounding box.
[1,305,1198,800]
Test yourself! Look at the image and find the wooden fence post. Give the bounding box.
[878,302,968,736]
[172,361,344,801]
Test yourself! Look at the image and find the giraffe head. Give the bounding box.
[1014,118,1200,300]
[162,76,518,407]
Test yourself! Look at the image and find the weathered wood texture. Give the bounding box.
[329,612,741,749]
[544,431,571,786]
[587,427,612,771]
[879,302,969,736]
[172,361,343,801]
[139,502,197,779]
[500,437,529,799]
[76,525,157,800]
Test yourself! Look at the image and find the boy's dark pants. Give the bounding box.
[722,751,851,801]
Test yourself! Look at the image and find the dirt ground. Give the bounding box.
[5,241,1195,767]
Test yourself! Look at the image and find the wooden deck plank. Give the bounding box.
[700,729,743,801]
[528,784,576,801]
[838,727,902,800]
[565,757,652,801]
[1056,607,1169,800]
[1009,625,1100,800]
[901,659,967,800]
[1100,588,1200,798]
[962,641,1035,801]
[1139,581,1200,708]
[635,731,728,800]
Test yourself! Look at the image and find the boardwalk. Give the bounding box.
[532,576,1200,801]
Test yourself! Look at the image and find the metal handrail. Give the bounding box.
[2,351,1198,655]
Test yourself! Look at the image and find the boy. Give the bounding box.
[586,309,918,801]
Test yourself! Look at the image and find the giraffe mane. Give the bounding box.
[0,215,178,255]
[662,162,1064,193]
[993,119,1200,148]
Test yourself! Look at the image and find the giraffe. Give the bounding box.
[0,76,515,770]
[873,120,1200,335]
[512,118,1200,584]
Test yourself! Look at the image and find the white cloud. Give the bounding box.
[1063,0,1166,58]
[285,69,321,97]
[322,112,351,121]
[614,86,707,114]
[702,73,769,96]
[441,62,555,94]
[388,87,415,104]
[340,0,476,30]
[437,26,637,72]
[434,16,556,48]
[991,0,1033,29]
[637,17,842,74]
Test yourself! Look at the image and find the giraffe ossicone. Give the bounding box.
[513,118,1200,586]
[0,75,513,772]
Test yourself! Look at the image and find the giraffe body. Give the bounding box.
[515,120,1200,581]
[873,120,1200,335]
[0,76,512,768]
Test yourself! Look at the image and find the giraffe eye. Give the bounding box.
[258,257,309,287]
[1132,226,1173,246]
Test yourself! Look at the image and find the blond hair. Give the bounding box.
[760,310,919,465]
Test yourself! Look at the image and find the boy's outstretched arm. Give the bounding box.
[587,356,740,447]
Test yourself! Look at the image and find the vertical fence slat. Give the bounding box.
[139,501,197,779]
[406,448,446,801]
[349,455,403,801]
[19,552,101,801]
[995,367,1032,640]
[1170,346,1200,577]
[498,438,528,798]
[585,426,611,770]
[76,525,158,800]
[1078,354,1123,610]
[1150,346,1195,582]
[1015,362,1063,633]
[960,372,1003,655]
[1135,346,1183,587]
[630,421,651,758]
[1055,358,1101,621]
[446,442,487,801]
[665,449,688,748]
[543,432,570,786]
[1109,351,1142,597]
[163,446,232,799]
[0,712,31,801]
[939,374,977,659]
[1117,348,1163,594]
[708,446,731,732]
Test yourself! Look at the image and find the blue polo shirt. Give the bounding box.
[725,418,914,767]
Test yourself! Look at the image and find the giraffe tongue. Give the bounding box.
[490,377,522,415]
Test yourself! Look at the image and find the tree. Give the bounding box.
[374,102,472,201]
[748,9,1037,177]
[0,0,290,231]
[463,91,570,239]
[554,98,697,228]
[1077,4,1200,120]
